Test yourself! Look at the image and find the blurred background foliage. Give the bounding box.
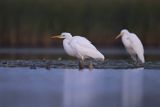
[0,0,160,48]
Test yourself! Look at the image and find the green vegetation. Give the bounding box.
[0,0,160,48]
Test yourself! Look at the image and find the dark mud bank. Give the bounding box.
[0,59,159,69]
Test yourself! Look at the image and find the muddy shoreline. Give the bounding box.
[0,59,159,69]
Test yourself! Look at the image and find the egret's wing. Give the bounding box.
[129,33,144,53]
[69,36,104,60]
[71,36,97,51]
[129,33,145,63]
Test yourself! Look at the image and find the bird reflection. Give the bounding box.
[122,68,144,107]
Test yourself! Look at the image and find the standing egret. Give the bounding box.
[51,32,105,69]
[115,29,145,66]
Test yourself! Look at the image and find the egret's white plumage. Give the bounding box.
[51,32,105,61]
[116,29,145,64]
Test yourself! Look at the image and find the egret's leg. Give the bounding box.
[79,60,84,69]
[131,55,144,67]
[131,55,137,63]
[88,60,93,70]
[131,55,138,66]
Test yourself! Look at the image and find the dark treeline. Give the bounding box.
[0,0,160,48]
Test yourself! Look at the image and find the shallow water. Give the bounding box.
[0,68,160,107]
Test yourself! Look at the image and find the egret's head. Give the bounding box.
[115,29,129,39]
[61,32,72,38]
[51,32,72,39]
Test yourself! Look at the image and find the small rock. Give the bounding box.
[30,64,36,69]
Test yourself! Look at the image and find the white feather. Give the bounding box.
[120,29,145,63]
[62,33,104,61]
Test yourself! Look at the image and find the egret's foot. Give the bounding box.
[132,61,138,66]
[79,60,84,70]
[132,61,144,68]
[88,62,94,70]
[30,64,36,69]
[136,63,145,68]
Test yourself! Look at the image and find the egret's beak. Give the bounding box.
[51,35,64,39]
[115,34,122,39]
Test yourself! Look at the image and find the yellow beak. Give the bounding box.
[51,35,64,39]
[115,34,121,39]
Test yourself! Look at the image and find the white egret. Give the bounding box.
[115,29,145,66]
[51,32,105,69]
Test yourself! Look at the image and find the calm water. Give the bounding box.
[0,68,160,107]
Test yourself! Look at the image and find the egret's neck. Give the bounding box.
[63,38,70,45]
[63,36,72,46]
[63,38,75,56]
[122,33,129,40]
[64,33,73,40]
[122,33,131,48]
[65,35,72,40]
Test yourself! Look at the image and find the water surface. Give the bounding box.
[0,68,160,107]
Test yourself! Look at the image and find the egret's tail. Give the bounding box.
[91,51,105,61]
[98,53,105,61]
[138,54,145,63]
